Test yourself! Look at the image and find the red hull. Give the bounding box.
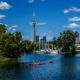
[49,61,54,63]
[29,63,44,66]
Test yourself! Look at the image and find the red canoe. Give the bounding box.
[29,63,44,66]
[49,61,54,63]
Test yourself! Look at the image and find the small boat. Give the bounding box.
[29,62,45,66]
[49,61,54,63]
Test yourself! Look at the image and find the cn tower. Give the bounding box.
[33,11,36,42]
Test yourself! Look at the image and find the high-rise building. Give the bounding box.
[43,36,46,43]
[40,39,45,45]
[36,35,39,42]
[40,36,46,45]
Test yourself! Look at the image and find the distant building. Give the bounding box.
[43,36,46,43]
[53,37,56,41]
[40,36,46,45]
[36,35,39,42]
[75,37,80,44]
[75,37,80,51]
[40,39,44,45]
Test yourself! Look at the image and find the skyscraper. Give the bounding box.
[36,35,39,42]
[43,36,46,43]
[40,36,46,45]
[40,39,45,45]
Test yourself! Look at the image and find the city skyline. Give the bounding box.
[0,0,80,41]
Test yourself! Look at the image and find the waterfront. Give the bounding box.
[0,53,80,80]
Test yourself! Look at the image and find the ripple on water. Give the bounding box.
[0,53,80,80]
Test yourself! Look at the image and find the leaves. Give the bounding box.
[0,24,23,58]
[58,30,76,55]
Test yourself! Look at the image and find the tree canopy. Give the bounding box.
[0,24,6,34]
[0,24,78,58]
[58,30,76,56]
[0,24,23,58]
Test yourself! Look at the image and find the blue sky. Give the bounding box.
[0,0,80,41]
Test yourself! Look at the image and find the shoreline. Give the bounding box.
[0,57,18,64]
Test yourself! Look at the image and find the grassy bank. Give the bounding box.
[76,51,80,54]
[0,56,18,64]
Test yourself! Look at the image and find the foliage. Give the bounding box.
[0,24,6,34]
[14,31,22,44]
[0,24,78,58]
[21,40,41,53]
[0,33,17,58]
[75,31,79,38]
[49,40,59,49]
[26,42,35,53]
[0,24,23,58]
[21,40,34,53]
[58,30,76,56]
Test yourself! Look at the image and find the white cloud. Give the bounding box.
[11,25,19,28]
[64,9,69,14]
[29,22,47,26]
[0,23,2,24]
[0,14,6,19]
[64,23,80,28]
[68,17,80,21]
[8,25,19,31]
[47,36,53,41]
[0,1,12,10]
[64,6,80,14]
[28,0,46,3]
[12,29,16,31]
[37,22,47,25]
[5,24,8,27]
[28,0,34,3]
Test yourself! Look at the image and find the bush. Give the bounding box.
[70,45,76,56]
[64,45,76,57]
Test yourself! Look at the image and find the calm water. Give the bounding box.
[0,53,80,80]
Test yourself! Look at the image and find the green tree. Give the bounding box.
[0,24,6,34]
[58,30,76,56]
[75,31,79,38]
[14,31,22,44]
[0,25,23,58]
[26,42,35,53]
[0,33,19,58]
[21,40,31,53]
[14,31,24,56]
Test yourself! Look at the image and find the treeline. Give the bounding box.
[0,24,79,58]
[0,24,23,58]
[0,24,35,58]
[50,30,79,57]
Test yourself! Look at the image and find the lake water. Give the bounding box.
[0,53,80,80]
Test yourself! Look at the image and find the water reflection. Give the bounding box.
[58,56,80,80]
[0,54,80,80]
